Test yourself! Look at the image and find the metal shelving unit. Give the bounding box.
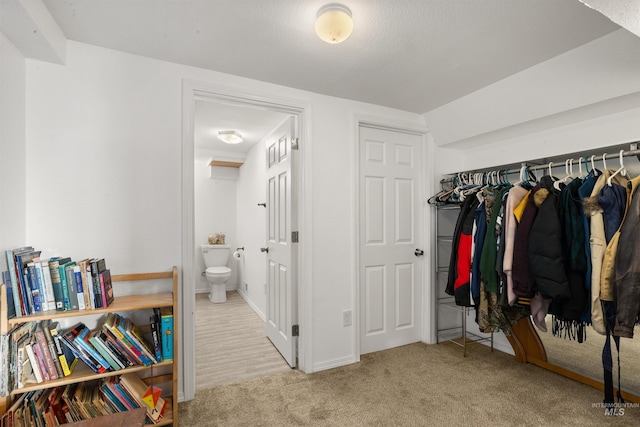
[434,203,493,357]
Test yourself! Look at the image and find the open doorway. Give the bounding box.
[181,80,309,400]
[193,99,292,391]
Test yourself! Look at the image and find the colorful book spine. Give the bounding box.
[26,263,42,313]
[49,325,77,376]
[34,324,58,381]
[73,266,86,310]
[64,265,79,311]
[150,309,163,362]
[5,249,24,317]
[58,261,75,311]
[75,326,112,371]
[33,261,51,311]
[40,262,56,311]
[160,307,174,361]
[48,258,65,311]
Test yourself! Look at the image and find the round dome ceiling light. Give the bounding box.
[315,3,353,44]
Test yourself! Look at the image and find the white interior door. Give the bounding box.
[265,117,297,367]
[359,125,423,355]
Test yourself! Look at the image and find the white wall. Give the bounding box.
[194,149,238,294]
[424,29,640,148]
[23,41,427,390]
[0,33,27,266]
[235,136,269,319]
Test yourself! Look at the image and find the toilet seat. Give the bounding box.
[206,266,231,277]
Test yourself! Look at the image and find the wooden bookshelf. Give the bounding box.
[1,266,179,426]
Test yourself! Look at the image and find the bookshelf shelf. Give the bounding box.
[7,292,174,327]
[10,360,174,395]
[1,266,179,426]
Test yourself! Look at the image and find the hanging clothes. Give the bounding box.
[613,175,640,338]
[512,182,544,299]
[582,169,628,334]
[445,193,481,306]
[576,169,599,325]
[502,186,529,306]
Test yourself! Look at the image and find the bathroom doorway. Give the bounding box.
[182,80,310,399]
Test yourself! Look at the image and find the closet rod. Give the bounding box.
[440,145,640,185]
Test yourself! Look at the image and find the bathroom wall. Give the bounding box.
[194,147,238,293]
[235,127,275,320]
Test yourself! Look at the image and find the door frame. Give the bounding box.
[181,79,312,401]
[354,116,429,358]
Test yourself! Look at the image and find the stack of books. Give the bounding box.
[0,313,168,394]
[2,247,114,317]
[0,374,166,425]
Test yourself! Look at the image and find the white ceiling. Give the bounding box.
[37,0,627,154]
[42,0,621,115]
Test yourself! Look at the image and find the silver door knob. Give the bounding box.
[414,248,424,256]
[261,247,269,253]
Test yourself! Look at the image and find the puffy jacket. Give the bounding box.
[528,176,571,300]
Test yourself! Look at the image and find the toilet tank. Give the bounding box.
[200,245,230,267]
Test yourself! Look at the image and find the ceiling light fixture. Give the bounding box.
[217,130,243,144]
[315,3,353,44]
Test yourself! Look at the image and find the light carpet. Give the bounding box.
[179,341,640,426]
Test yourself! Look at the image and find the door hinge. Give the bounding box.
[292,231,299,243]
[292,324,299,336]
[291,137,299,150]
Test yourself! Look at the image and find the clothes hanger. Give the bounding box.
[591,155,596,173]
[602,153,608,171]
[578,157,584,178]
[607,149,627,186]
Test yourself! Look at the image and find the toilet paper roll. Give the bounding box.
[233,251,242,260]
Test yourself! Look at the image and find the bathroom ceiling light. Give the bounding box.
[217,130,243,144]
[315,3,353,44]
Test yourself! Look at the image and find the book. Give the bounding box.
[33,261,52,311]
[160,307,174,361]
[126,317,157,363]
[64,263,79,311]
[27,262,43,313]
[40,261,56,311]
[99,269,114,308]
[115,315,155,365]
[31,337,51,382]
[100,329,137,367]
[34,323,59,380]
[89,330,124,371]
[15,249,41,315]
[150,308,163,362]
[2,270,16,319]
[41,320,64,378]
[104,313,152,366]
[77,259,93,309]
[16,332,35,388]
[25,337,44,383]
[59,323,107,374]
[7,247,34,316]
[75,324,113,371]
[48,257,71,311]
[49,322,78,376]
[119,373,166,423]
[90,258,106,308]
[73,265,86,310]
[84,261,95,310]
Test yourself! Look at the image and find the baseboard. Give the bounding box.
[237,289,266,322]
[313,355,358,373]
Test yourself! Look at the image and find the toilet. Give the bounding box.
[200,244,232,303]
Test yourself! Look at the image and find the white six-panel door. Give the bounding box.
[265,117,297,367]
[359,125,423,355]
